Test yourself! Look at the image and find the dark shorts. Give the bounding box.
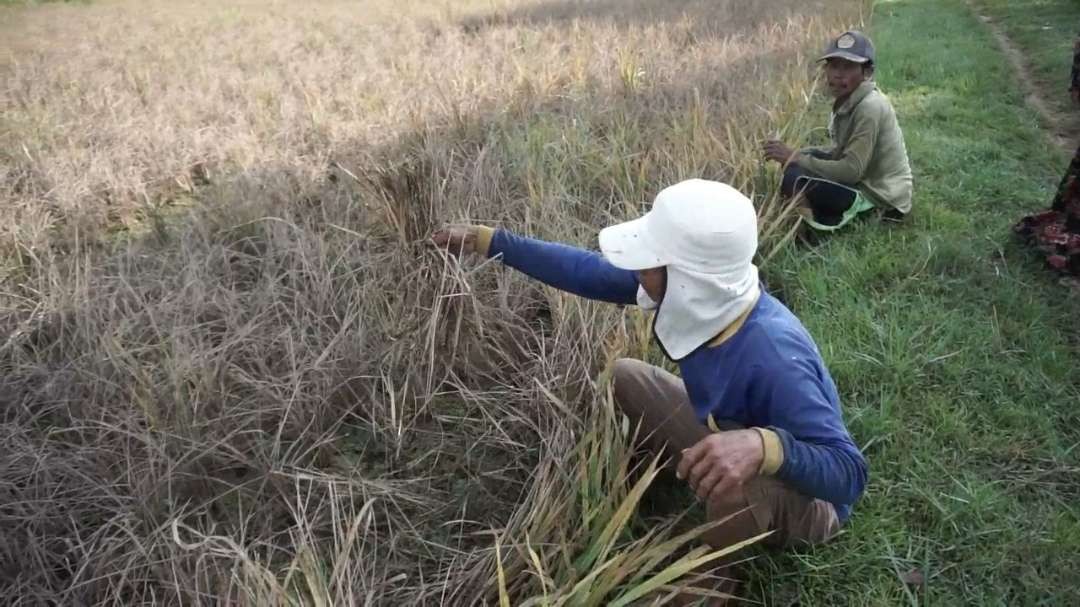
[781,164,858,227]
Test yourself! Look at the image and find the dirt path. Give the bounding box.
[970,5,1078,150]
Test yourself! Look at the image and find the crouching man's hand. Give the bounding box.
[763,140,798,165]
[677,429,764,502]
[431,224,491,257]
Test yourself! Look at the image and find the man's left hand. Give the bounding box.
[677,429,764,502]
[763,140,797,165]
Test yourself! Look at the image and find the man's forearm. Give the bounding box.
[484,228,639,305]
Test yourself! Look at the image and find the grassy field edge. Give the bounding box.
[743,0,1080,604]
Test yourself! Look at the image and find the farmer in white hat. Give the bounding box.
[764,30,913,230]
[432,179,867,562]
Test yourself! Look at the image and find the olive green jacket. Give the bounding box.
[798,81,913,214]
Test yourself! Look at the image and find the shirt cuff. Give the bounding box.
[475,226,495,257]
[752,427,785,476]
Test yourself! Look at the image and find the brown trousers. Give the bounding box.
[612,358,839,550]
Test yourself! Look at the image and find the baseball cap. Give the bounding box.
[819,30,875,64]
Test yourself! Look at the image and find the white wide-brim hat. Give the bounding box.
[599,179,757,274]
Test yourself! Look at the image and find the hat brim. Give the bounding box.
[818,51,871,63]
[598,214,671,271]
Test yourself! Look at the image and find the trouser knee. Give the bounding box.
[612,358,649,414]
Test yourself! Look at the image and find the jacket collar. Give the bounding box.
[834,80,877,116]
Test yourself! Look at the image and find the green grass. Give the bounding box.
[741,0,1080,604]
[977,0,1080,121]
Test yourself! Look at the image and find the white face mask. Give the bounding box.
[648,264,761,361]
[636,285,659,310]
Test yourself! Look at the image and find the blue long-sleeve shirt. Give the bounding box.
[487,229,867,521]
